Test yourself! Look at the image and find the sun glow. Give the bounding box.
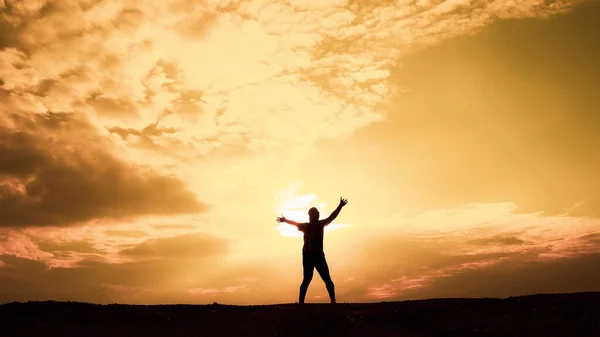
[274,183,348,237]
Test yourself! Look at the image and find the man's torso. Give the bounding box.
[300,221,325,254]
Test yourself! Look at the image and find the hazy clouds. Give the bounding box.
[1,0,598,304]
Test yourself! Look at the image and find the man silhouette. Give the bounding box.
[277,197,348,304]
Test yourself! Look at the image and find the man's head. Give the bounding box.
[308,207,320,222]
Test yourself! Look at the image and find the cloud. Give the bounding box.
[321,202,600,301]
[345,0,600,217]
[35,239,99,253]
[104,230,148,238]
[0,0,595,305]
[0,231,53,261]
[469,235,525,246]
[1,203,598,304]
[0,108,206,227]
[119,233,228,259]
[0,238,270,304]
[0,254,175,302]
[401,253,600,300]
[1,227,113,268]
[187,285,244,296]
[1,0,579,170]
[0,231,230,302]
[580,232,600,244]
[152,224,196,230]
[0,0,587,232]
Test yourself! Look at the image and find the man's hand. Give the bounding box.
[277,216,303,227]
[322,197,348,225]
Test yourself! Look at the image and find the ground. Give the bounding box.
[1,292,599,336]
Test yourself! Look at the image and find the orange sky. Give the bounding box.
[1,0,599,304]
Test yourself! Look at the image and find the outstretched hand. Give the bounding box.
[339,197,348,207]
[276,216,287,223]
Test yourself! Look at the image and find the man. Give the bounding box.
[277,197,348,304]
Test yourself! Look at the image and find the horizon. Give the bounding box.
[1,0,600,305]
[2,290,599,306]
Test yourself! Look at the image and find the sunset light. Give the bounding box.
[1,0,599,312]
[274,183,348,237]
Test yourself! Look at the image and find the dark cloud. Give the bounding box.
[392,253,600,301]
[0,251,283,304]
[0,255,49,302]
[0,127,46,178]
[0,0,53,50]
[107,122,189,160]
[0,19,20,49]
[0,110,207,227]
[0,232,229,303]
[469,235,525,246]
[320,227,600,302]
[580,232,600,244]
[323,227,588,301]
[88,95,139,119]
[108,123,179,140]
[119,233,227,258]
[104,230,148,238]
[0,254,184,303]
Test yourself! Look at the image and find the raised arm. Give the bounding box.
[322,197,348,225]
[276,216,303,227]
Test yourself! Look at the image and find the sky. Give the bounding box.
[0,0,599,305]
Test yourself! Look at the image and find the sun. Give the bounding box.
[274,183,347,237]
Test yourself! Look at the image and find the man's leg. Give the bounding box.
[299,254,314,304]
[314,253,336,303]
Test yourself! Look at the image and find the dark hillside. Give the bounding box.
[1,292,599,337]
